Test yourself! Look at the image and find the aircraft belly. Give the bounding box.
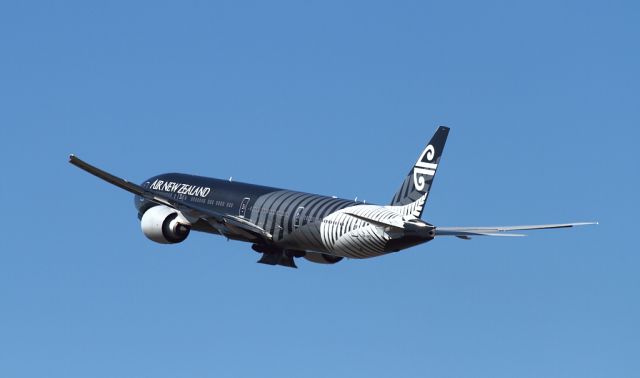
[277,223,330,254]
[278,223,390,259]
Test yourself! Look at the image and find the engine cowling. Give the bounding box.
[303,252,343,264]
[140,205,191,244]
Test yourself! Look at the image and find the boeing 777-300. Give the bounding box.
[69,126,595,268]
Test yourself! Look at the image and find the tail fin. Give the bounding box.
[389,126,449,218]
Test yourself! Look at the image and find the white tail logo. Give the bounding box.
[413,145,437,191]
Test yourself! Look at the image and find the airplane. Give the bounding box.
[69,126,595,268]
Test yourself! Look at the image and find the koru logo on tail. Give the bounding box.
[413,145,437,191]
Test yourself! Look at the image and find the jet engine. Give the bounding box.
[303,252,343,264]
[140,205,191,244]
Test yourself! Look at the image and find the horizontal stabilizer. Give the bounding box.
[343,210,406,229]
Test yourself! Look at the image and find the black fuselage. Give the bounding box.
[135,173,433,258]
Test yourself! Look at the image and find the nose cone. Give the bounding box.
[134,194,145,211]
[134,179,156,218]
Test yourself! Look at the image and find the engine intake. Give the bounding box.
[140,205,191,244]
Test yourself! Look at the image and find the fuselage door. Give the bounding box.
[239,197,251,218]
[293,206,305,229]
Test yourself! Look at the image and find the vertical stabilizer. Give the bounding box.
[389,126,449,218]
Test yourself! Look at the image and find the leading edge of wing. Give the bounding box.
[69,154,179,208]
[435,222,597,237]
[68,154,272,241]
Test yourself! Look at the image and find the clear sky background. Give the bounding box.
[1,1,638,377]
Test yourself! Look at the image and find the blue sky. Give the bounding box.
[1,1,638,377]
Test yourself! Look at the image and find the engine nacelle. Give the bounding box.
[140,205,191,244]
[303,252,343,265]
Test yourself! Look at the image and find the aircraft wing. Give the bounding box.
[435,222,597,239]
[68,155,273,243]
